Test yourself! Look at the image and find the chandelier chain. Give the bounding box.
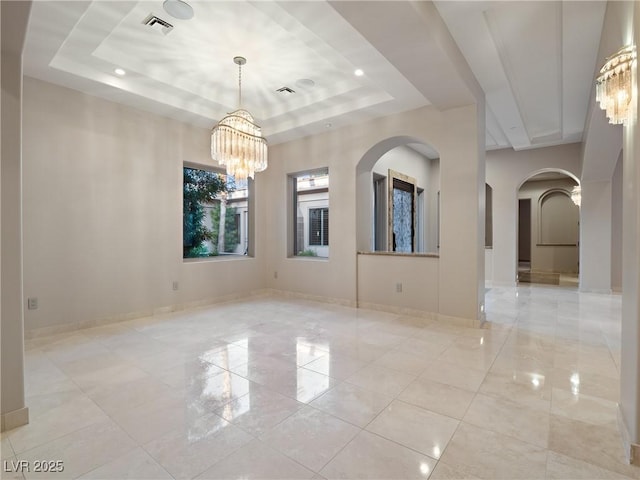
[238,62,242,108]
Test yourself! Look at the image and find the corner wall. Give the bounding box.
[22,77,266,334]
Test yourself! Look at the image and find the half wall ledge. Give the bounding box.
[357,251,439,258]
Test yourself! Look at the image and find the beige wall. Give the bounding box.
[266,103,485,322]
[518,178,579,274]
[620,0,640,455]
[580,179,613,292]
[22,77,265,333]
[612,0,640,460]
[357,254,438,315]
[486,143,582,285]
[22,78,484,329]
[1,0,31,431]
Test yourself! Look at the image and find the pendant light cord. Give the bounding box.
[238,62,242,108]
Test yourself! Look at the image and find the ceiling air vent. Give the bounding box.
[276,86,296,95]
[142,14,174,35]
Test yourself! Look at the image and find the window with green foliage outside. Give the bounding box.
[183,166,249,258]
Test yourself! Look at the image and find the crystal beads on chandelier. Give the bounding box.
[596,45,636,126]
[211,56,268,182]
[211,109,268,182]
[570,185,581,207]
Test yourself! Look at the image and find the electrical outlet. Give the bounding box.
[396,282,402,293]
[172,281,179,291]
[27,297,38,310]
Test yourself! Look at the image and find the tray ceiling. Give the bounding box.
[24,1,606,149]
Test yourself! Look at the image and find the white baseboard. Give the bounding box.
[24,289,271,339]
[617,404,640,465]
[436,313,484,328]
[1,407,29,432]
[266,289,356,308]
[25,287,488,339]
[356,301,436,323]
[579,287,613,294]
[486,280,518,288]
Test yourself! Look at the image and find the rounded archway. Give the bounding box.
[516,168,580,190]
[355,136,440,253]
[516,169,580,287]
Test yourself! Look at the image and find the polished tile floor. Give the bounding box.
[3,285,639,479]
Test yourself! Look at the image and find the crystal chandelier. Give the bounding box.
[211,57,268,182]
[571,185,581,207]
[595,45,636,125]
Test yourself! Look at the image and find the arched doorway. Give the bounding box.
[355,136,440,253]
[516,170,580,287]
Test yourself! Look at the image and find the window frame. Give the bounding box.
[388,169,417,253]
[308,207,329,246]
[288,167,329,259]
[182,162,254,261]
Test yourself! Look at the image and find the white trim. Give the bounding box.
[1,407,29,432]
[357,301,435,322]
[617,403,640,465]
[24,290,271,339]
[579,287,613,294]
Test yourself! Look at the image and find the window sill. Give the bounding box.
[358,251,439,258]
[183,255,253,263]
[288,256,330,261]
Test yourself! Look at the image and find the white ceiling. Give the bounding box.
[23,1,606,150]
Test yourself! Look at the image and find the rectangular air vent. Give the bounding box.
[143,14,174,35]
[276,86,296,94]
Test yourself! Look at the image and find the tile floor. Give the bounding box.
[2,285,639,479]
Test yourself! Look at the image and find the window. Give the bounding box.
[309,208,329,246]
[183,166,250,258]
[289,168,329,258]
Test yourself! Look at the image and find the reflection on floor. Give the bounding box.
[518,261,579,288]
[2,286,638,479]
[518,271,560,285]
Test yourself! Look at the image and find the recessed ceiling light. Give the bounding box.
[295,78,315,89]
[354,69,364,77]
[114,68,126,76]
[163,0,194,20]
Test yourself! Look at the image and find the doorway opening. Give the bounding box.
[518,198,532,275]
[517,171,580,287]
